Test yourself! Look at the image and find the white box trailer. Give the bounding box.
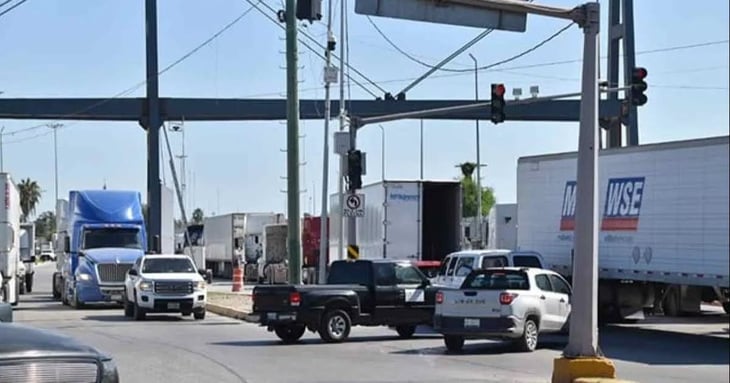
[160,186,175,254]
[203,212,285,278]
[0,173,21,306]
[517,135,730,318]
[486,203,518,250]
[329,180,462,263]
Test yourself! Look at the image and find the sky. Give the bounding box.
[0,0,728,220]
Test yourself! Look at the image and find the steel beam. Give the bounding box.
[144,0,162,251]
[0,98,621,122]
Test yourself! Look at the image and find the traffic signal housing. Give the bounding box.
[630,67,648,106]
[347,149,363,191]
[491,83,506,124]
[296,0,323,22]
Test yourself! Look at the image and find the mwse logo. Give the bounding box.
[560,177,646,231]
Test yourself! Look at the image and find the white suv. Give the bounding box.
[123,254,208,321]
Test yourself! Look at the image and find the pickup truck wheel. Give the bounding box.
[515,319,539,352]
[275,325,306,344]
[319,309,351,343]
[395,325,416,339]
[133,296,146,321]
[193,308,206,320]
[123,294,134,318]
[443,335,464,353]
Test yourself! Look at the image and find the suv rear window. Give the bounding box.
[462,270,530,290]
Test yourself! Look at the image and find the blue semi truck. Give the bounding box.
[52,190,149,308]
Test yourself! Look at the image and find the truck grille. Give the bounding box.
[97,263,133,283]
[0,360,99,383]
[155,281,193,294]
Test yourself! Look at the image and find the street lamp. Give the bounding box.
[468,53,484,248]
[378,125,386,181]
[48,123,63,204]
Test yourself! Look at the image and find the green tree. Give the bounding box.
[457,162,496,218]
[18,178,43,222]
[192,208,204,224]
[34,211,56,241]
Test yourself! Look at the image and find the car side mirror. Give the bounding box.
[197,269,207,277]
[128,269,138,276]
[64,237,70,253]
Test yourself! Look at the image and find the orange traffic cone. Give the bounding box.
[232,267,244,292]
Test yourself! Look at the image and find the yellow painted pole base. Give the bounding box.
[552,357,618,383]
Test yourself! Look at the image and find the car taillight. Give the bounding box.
[499,292,518,305]
[289,292,301,306]
[435,291,444,304]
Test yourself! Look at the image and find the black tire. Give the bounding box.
[181,310,192,317]
[133,295,146,321]
[514,318,539,352]
[18,280,25,295]
[275,325,306,344]
[123,292,134,317]
[663,289,680,317]
[395,325,416,339]
[193,308,206,320]
[52,274,61,300]
[24,273,33,293]
[73,288,85,310]
[443,335,465,353]
[318,309,352,343]
[723,302,730,315]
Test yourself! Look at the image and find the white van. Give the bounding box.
[433,249,545,288]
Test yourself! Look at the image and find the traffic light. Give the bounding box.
[490,83,506,124]
[347,149,363,190]
[296,0,322,22]
[630,67,648,106]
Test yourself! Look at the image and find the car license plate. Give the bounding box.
[464,318,480,328]
[110,294,122,301]
[267,312,277,320]
[167,302,180,310]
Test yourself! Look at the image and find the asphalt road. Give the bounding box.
[11,263,729,383]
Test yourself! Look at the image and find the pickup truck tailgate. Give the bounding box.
[252,285,297,312]
[437,289,505,318]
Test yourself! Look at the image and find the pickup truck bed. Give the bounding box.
[249,260,437,343]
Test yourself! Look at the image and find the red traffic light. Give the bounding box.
[493,83,506,97]
[633,67,647,80]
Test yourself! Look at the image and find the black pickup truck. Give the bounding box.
[248,259,438,343]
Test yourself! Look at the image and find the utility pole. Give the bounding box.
[285,0,302,285]
[469,53,483,248]
[48,123,63,204]
[336,0,347,262]
[318,0,335,284]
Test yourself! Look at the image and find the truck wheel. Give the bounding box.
[24,273,33,293]
[18,279,25,295]
[12,279,19,306]
[52,274,61,299]
[193,308,206,320]
[123,294,134,318]
[133,298,146,321]
[73,289,85,310]
[318,309,351,343]
[663,289,680,317]
[443,335,465,353]
[395,325,416,339]
[275,325,306,344]
[514,318,539,352]
[723,302,730,315]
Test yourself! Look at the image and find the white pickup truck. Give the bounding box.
[434,267,571,353]
[123,254,208,321]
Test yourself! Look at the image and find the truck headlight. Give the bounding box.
[100,358,119,383]
[138,280,154,291]
[194,281,206,291]
[77,273,92,281]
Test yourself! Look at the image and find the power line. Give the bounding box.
[0,0,16,8]
[0,0,28,18]
[3,3,257,138]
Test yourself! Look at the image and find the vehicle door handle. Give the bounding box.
[540,295,546,300]
[559,298,566,303]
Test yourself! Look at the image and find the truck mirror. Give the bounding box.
[128,269,138,276]
[64,237,70,253]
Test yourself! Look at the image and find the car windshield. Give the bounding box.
[462,270,530,290]
[82,228,142,250]
[142,258,196,273]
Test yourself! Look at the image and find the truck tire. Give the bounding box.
[275,325,306,344]
[73,288,85,310]
[395,325,416,339]
[514,318,539,352]
[443,335,465,353]
[24,273,33,293]
[318,309,351,343]
[723,302,730,315]
[133,296,146,321]
[123,292,134,317]
[11,279,19,306]
[52,274,61,300]
[18,279,25,295]
[193,308,206,320]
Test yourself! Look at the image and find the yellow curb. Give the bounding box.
[552,357,617,383]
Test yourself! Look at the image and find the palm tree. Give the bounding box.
[18,178,43,222]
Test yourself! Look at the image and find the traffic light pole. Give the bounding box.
[347,121,358,257]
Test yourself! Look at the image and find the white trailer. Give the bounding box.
[0,173,21,306]
[517,135,730,319]
[160,185,175,254]
[258,223,288,284]
[203,213,285,278]
[329,180,462,263]
[486,203,518,250]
